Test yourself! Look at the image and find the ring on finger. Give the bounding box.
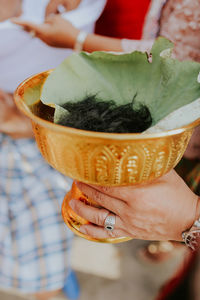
[104,213,116,232]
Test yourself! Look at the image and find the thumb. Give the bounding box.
[11,18,42,34]
[45,0,60,18]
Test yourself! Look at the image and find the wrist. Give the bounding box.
[175,193,199,242]
[187,195,200,229]
[182,196,200,250]
[182,196,200,245]
[59,28,80,49]
[194,196,200,223]
[70,28,80,49]
[73,30,88,52]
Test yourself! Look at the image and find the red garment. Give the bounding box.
[95,0,151,39]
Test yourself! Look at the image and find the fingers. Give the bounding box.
[76,182,127,214]
[77,181,135,204]
[69,198,129,239]
[64,0,81,11]
[45,1,57,17]
[79,224,129,239]
[11,18,42,34]
[45,0,81,18]
[69,199,124,229]
[45,0,61,18]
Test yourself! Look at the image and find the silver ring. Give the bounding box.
[104,213,116,232]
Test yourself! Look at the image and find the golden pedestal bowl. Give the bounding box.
[14,71,199,243]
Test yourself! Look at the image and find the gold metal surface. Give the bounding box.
[14,70,200,243]
[62,182,132,243]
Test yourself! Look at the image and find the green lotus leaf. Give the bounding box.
[41,37,200,126]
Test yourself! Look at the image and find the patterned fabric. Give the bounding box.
[0,134,73,293]
[121,0,200,63]
[159,0,200,62]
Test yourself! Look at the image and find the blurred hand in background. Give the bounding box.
[0,89,33,139]
[45,0,81,17]
[12,15,79,48]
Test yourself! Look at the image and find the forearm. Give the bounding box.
[82,34,154,54]
[83,33,123,53]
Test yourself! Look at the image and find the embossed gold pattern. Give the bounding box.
[14,71,200,243]
[32,126,192,186]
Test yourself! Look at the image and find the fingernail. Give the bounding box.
[69,199,75,210]
[79,226,86,234]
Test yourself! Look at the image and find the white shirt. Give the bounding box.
[0,0,106,92]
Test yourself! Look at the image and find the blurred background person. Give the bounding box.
[0,0,105,299]
[13,0,200,59]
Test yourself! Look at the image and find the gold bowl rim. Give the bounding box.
[14,70,200,140]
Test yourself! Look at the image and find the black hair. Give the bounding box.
[57,95,152,133]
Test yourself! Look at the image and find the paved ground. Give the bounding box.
[0,238,187,300]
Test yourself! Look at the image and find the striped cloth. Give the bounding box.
[0,134,73,293]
